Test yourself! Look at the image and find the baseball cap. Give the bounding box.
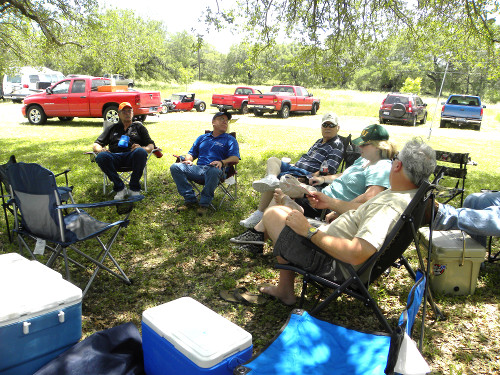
[321,113,339,126]
[118,102,133,111]
[352,124,389,145]
[212,111,232,121]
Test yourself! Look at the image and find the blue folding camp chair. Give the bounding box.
[7,162,144,296]
[234,272,427,375]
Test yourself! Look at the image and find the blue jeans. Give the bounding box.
[277,162,311,179]
[434,192,500,246]
[95,148,148,192]
[170,163,224,206]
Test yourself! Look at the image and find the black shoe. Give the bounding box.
[235,243,264,255]
[230,229,265,245]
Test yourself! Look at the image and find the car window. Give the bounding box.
[91,78,110,91]
[302,88,309,96]
[386,95,409,105]
[71,80,86,94]
[295,87,302,96]
[8,75,21,84]
[235,88,243,94]
[52,80,70,94]
[29,75,40,83]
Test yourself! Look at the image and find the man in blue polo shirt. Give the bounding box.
[170,111,240,215]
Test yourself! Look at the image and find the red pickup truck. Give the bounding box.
[22,76,161,125]
[247,85,320,118]
[211,86,262,115]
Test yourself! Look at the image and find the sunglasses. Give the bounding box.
[322,122,338,128]
[392,154,400,162]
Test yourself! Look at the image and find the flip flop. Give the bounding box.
[234,288,268,305]
[219,287,248,304]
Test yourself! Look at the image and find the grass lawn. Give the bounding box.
[1,84,499,374]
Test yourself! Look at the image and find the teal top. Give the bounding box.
[321,157,392,201]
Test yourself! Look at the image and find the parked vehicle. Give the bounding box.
[247,85,320,118]
[159,93,206,114]
[2,66,64,103]
[22,76,161,125]
[103,73,134,87]
[211,87,262,114]
[379,93,427,126]
[440,95,484,131]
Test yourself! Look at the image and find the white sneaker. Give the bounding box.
[239,210,264,228]
[114,188,128,200]
[252,175,279,192]
[129,190,141,197]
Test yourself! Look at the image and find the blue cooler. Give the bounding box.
[0,253,82,375]
[142,297,252,375]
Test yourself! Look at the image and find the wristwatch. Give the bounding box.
[306,226,319,240]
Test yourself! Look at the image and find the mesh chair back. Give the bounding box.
[7,163,71,243]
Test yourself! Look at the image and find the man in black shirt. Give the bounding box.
[93,102,155,199]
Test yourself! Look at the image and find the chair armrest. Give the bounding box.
[56,194,144,210]
[54,169,71,186]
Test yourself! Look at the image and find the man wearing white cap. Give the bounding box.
[240,113,344,228]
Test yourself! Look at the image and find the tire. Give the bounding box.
[103,105,119,124]
[195,101,206,112]
[279,104,290,119]
[474,124,481,131]
[58,117,74,122]
[410,116,417,127]
[134,115,147,122]
[240,103,249,115]
[390,103,406,118]
[128,83,134,88]
[379,117,386,124]
[420,113,427,125]
[311,103,318,115]
[160,104,169,114]
[439,120,447,128]
[254,110,264,117]
[27,105,47,125]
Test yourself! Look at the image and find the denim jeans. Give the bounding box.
[277,161,311,179]
[95,148,148,192]
[434,192,500,246]
[170,163,224,206]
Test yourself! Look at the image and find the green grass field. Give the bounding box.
[1,84,499,374]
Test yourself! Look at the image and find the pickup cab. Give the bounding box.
[211,86,262,114]
[247,85,320,118]
[22,76,161,125]
[440,95,485,131]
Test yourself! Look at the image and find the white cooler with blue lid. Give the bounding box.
[0,253,82,375]
[142,297,252,375]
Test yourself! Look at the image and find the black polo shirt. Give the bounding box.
[95,121,154,153]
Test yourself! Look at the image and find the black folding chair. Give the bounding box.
[338,133,361,172]
[276,180,443,347]
[433,150,469,206]
[7,162,144,296]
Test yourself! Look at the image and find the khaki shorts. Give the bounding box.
[273,226,345,282]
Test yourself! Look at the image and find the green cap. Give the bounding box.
[352,124,389,146]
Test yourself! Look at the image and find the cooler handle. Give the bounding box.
[23,321,31,335]
[460,231,466,266]
[58,310,65,323]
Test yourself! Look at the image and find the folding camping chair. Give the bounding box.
[1,155,74,242]
[276,180,443,336]
[338,133,361,172]
[174,131,239,210]
[432,150,469,206]
[234,272,429,375]
[7,162,144,296]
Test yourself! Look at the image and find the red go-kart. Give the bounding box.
[160,92,206,114]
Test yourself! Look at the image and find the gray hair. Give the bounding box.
[398,138,436,185]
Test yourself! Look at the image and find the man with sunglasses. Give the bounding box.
[240,113,344,228]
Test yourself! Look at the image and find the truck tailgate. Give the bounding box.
[444,105,481,119]
[212,94,233,105]
[249,94,277,105]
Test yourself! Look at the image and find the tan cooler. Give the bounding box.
[418,228,486,295]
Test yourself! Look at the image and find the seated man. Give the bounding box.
[170,111,240,215]
[433,191,500,246]
[93,102,155,200]
[240,113,344,228]
[238,138,436,305]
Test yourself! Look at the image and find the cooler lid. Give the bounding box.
[0,253,82,325]
[142,297,252,368]
[419,228,487,258]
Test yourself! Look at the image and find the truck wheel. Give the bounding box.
[134,115,147,122]
[103,106,120,124]
[195,101,206,112]
[411,116,417,127]
[128,83,134,88]
[311,103,318,115]
[240,103,249,115]
[379,117,385,124]
[27,105,47,125]
[58,117,74,122]
[279,104,290,119]
[439,120,447,128]
[254,110,264,117]
[420,113,427,125]
[474,124,481,131]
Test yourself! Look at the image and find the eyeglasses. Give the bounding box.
[322,123,338,128]
[359,142,372,147]
[392,154,400,162]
